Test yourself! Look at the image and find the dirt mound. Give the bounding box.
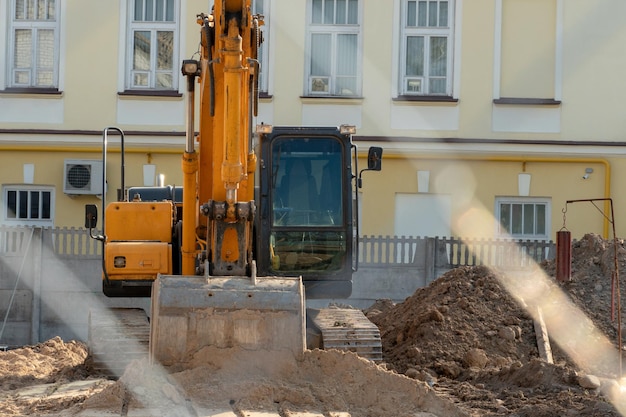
[367,266,538,377]
[0,333,467,416]
[546,233,626,342]
[79,348,466,417]
[366,233,626,416]
[0,337,95,416]
[0,337,88,391]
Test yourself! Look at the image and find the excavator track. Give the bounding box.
[87,306,380,379]
[87,308,150,378]
[308,308,382,362]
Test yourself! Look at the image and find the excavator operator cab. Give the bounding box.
[256,126,381,299]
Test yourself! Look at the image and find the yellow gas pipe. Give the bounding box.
[375,152,612,238]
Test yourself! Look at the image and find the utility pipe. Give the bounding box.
[0,145,182,154]
[373,152,612,238]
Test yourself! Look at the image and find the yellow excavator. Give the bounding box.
[85,0,382,375]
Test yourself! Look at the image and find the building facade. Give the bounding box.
[0,0,624,241]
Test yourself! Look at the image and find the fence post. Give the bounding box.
[425,237,435,285]
[434,237,446,268]
[30,227,43,345]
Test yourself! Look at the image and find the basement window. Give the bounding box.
[495,197,550,240]
[2,185,55,227]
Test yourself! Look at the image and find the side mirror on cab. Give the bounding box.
[85,204,105,241]
[367,146,383,171]
[85,204,98,229]
[358,146,383,188]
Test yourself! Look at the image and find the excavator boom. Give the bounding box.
[150,0,307,366]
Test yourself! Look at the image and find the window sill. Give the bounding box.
[393,95,458,103]
[118,90,182,98]
[259,92,273,100]
[300,95,364,104]
[497,235,550,242]
[493,97,561,106]
[0,88,62,96]
[3,221,54,227]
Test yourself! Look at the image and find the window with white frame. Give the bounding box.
[305,0,361,96]
[3,185,54,226]
[252,0,269,93]
[400,0,454,96]
[496,197,550,240]
[127,0,179,90]
[7,0,60,89]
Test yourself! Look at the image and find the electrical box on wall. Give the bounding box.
[63,159,103,195]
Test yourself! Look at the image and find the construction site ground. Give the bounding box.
[2,233,626,416]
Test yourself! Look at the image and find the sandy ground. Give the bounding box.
[2,233,626,416]
[0,339,465,416]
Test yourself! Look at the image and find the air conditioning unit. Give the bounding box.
[63,159,104,195]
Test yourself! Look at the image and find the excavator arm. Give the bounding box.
[181,2,260,278]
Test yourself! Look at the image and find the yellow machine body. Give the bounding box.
[104,201,173,242]
[106,242,172,279]
[103,201,174,281]
[89,0,381,375]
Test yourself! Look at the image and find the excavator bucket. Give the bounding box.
[149,274,306,368]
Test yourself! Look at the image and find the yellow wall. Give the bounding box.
[500,0,556,98]
[63,1,121,129]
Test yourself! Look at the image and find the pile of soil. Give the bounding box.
[0,337,92,416]
[78,348,465,417]
[0,339,466,416]
[366,233,626,416]
[0,337,88,391]
[3,233,626,416]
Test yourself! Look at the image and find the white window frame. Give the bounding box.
[7,0,60,89]
[495,196,551,240]
[305,0,362,97]
[252,0,270,94]
[399,0,454,96]
[126,0,180,91]
[3,185,55,227]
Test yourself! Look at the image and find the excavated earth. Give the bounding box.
[2,233,626,416]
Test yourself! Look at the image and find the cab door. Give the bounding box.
[256,127,354,299]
